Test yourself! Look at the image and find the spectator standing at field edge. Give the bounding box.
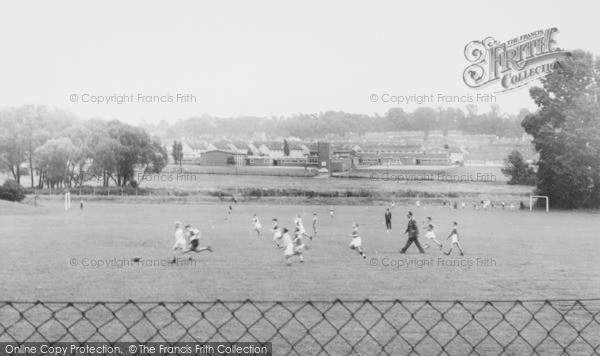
[385,208,392,233]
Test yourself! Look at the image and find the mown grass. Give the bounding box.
[1,201,599,354]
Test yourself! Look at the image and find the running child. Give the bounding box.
[423,217,442,250]
[444,222,464,256]
[182,225,213,254]
[293,227,306,262]
[279,227,301,266]
[171,221,187,263]
[270,218,283,248]
[312,214,317,239]
[252,214,263,236]
[294,214,312,240]
[348,223,366,259]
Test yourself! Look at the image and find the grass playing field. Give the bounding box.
[1,199,598,302]
[1,199,599,354]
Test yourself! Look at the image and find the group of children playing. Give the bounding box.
[171,207,464,266]
[254,212,367,265]
[263,214,315,266]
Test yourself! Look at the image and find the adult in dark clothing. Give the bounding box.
[400,211,425,253]
[384,208,392,233]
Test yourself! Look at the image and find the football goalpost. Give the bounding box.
[64,191,71,211]
[529,195,549,212]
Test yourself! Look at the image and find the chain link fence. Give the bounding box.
[1,300,599,355]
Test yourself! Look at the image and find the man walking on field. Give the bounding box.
[400,211,425,253]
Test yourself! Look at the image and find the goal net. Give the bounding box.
[529,195,549,212]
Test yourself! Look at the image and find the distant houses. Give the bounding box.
[355,146,452,166]
[165,130,536,172]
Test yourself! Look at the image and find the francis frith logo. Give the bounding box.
[463,28,570,91]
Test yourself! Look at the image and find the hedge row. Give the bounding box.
[23,185,464,200]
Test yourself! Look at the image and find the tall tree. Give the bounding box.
[64,124,93,187]
[283,139,290,156]
[0,108,25,183]
[384,108,410,131]
[501,150,536,185]
[106,120,156,186]
[89,137,122,187]
[19,105,53,188]
[137,136,169,185]
[411,107,438,138]
[34,138,76,189]
[522,50,600,209]
[172,140,183,166]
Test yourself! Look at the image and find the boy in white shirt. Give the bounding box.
[348,223,366,259]
[252,214,262,236]
[423,217,442,250]
[279,227,303,266]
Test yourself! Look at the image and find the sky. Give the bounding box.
[1,0,599,125]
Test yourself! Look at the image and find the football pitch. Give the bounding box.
[1,200,600,354]
[1,200,599,302]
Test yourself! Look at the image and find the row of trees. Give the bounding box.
[143,105,528,140]
[0,106,168,189]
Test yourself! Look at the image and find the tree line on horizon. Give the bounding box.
[0,107,168,189]
[144,105,530,140]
